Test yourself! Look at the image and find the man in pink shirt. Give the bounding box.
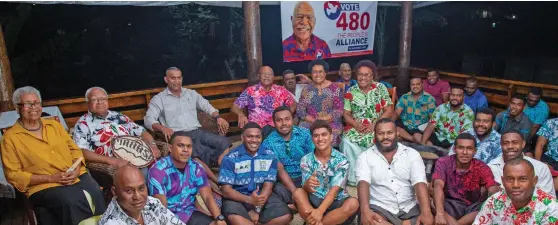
[423,70,450,106]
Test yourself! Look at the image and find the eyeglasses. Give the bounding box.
[90,97,108,103]
[295,14,315,22]
[18,102,42,109]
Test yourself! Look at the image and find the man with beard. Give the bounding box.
[488,130,555,195]
[282,70,304,103]
[342,60,393,186]
[218,122,293,225]
[423,70,450,106]
[292,120,359,225]
[463,76,488,113]
[99,165,185,225]
[473,158,558,224]
[282,1,331,62]
[337,63,357,93]
[262,106,314,211]
[232,66,296,138]
[495,94,533,154]
[432,133,500,225]
[357,118,434,225]
[145,67,231,167]
[148,132,226,225]
[421,87,475,148]
[393,77,437,143]
[448,108,502,163]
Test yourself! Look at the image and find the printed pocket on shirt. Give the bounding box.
[254,159,272,172]
[234,160,251,174]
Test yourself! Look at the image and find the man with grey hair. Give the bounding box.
[72,87,161,175]
[145,67,230,167]
[337,63,356,93]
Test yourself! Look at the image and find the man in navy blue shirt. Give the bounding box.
[218,122,292,225]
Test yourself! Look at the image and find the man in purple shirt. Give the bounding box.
[463,76,488,113]
[423,70,450,106]
[432,133,500,225]
[149,131,225,225]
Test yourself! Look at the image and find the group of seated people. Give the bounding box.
[1,59,558,225]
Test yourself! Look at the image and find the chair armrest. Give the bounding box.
[86,162,116,177]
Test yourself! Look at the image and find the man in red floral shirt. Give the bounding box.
[433,133,500,225]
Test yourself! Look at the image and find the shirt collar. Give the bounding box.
[87,110,115,121]
[238,144,265,157]
[165,87,185,97]
[110,198,148,223]
[507,111,524,122]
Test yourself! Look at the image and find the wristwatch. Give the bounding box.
[213,114,221,120]
[255,206,262,213]
[215,215,225,221]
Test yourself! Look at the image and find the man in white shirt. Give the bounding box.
[356,118,434,225]
[488,129,555,196]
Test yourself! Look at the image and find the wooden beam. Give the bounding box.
[0,23,15,112]
[243,1,263,85]
[396,1,413,95]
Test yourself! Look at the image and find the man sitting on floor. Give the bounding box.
[473,158,558,224]
[149,131,225,225]
[218,122,293,225]
[393,77,437,143]
[99,165,185,225]
[488,130,555,196]
[536,117,558,170]
[357,118,434,225]
[463,76,488,113]
[73,87,161,177]
[262,106,314,211]
[423,70,450,106]
[292,120,359,225]
[433,133,500,225]
[495,94,533,154]
[144,67,230,167]
[448,108,502,163]
[421,86,475,148]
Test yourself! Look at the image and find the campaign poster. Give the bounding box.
[281,1,377,62]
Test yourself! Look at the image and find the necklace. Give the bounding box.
[18,119,42,132]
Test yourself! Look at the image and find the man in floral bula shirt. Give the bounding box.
[421,86,474,148]
[473,158,558,225]
[339,60,393,186]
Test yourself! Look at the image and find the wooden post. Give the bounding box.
[243,1,263,85]
[396,1,413,95]
[0,23,15,112]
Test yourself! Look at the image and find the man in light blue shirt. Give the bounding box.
[523,87,550,146]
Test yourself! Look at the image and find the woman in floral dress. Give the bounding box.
[297,60,344,146]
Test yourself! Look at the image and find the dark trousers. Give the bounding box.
[185,129,230,166]
[29,173,106,225]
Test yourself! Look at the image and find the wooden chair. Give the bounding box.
[387,87,397,105]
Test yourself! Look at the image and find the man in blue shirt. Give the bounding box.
[524,87,550,147]
[337,63,357,93]
[292,120,359,225]
[262,106,314,211]
[218,122,292,225]
[463,76,488,113]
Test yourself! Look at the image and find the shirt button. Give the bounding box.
[388,168,391,170]
[396,192,398,194]
[391,180,394,182]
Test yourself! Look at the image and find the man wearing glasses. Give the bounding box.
[282,1,331,62]
[232,66,296,138]
[72,87,161,177]
[262,106,314,211]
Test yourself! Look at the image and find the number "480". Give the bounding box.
[335,12,371,31]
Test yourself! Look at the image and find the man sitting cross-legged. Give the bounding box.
[488,130,555,196]
[218,122,293,225]
[262,106,314,211]
[432,133,500,225]
[292,120,359,225]
[99,165,185,225]
[357,118,434,225]
[473,158,558,224]
[421,86,474,149]
[148,131,225,225]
